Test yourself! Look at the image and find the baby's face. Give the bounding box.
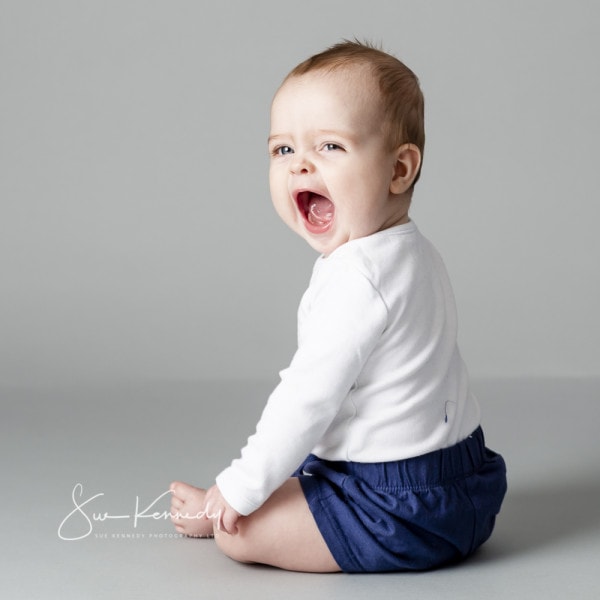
[268,67,407,256]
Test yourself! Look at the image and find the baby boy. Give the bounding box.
[170,41,506,573]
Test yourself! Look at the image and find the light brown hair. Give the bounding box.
[285,40,425,185]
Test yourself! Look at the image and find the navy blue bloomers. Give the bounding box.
[294,427,507,573]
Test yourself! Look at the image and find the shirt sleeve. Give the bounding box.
[215,259,388,515]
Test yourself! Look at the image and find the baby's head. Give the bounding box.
[285,41,425,178]
[269,41,425,256]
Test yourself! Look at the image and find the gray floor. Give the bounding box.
[2,378,599,599]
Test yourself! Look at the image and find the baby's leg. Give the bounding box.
[214,478,340,573]
[170,482,215,538]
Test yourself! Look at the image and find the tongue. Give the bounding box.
[307,196,334,226]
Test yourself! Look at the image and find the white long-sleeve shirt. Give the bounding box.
[216,222,481,516]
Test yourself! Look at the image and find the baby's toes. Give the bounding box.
[169,481,186,500]
[170,481,201,501]
[171,499,183,521]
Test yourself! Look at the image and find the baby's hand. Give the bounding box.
[203,484,241,535]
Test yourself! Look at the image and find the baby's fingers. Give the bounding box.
[220,508,240,535]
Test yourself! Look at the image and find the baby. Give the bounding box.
[170,41,507,573]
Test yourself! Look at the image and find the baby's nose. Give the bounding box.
[290,153,315,175]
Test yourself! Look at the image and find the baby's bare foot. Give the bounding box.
[170,481,214,538]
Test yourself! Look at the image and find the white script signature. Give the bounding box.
[58,483,219,541]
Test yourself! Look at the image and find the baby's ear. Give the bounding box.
[390,144,421,194]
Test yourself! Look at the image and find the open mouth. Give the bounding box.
[295,191,334,233]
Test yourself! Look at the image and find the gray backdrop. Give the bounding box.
[2,0,599,388]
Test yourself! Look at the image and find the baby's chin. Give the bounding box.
[301,229,347,257]
[305,223,396,256]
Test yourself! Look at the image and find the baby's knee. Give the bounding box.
[214,529,253,564]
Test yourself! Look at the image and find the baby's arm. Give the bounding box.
[217,260,388,516]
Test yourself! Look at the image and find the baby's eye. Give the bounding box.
[323,143,343,151]
[273,145,294,156]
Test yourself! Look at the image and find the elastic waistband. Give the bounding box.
[310,427,487,491]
